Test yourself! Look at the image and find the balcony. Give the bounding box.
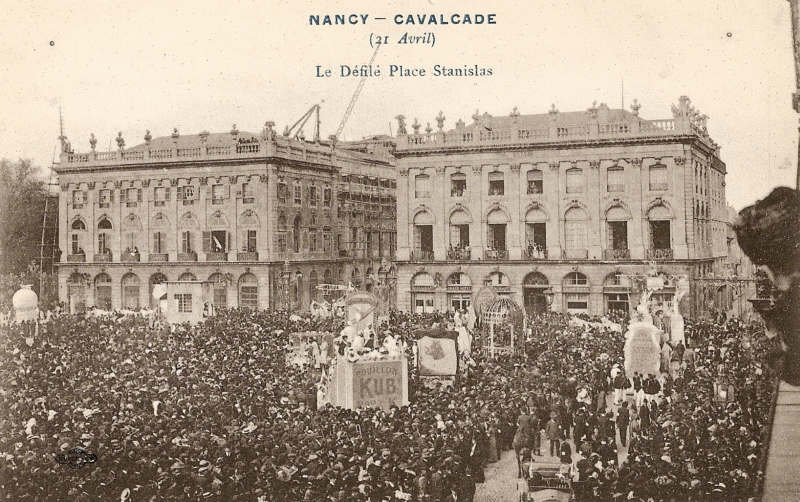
[604,248,630,260]
[563,249,589,259]
[411,250,435,262]
[121,251,141,263]
[523,247,548,260]
[177,252,198,262]
[94,253,113,262]
[206,252,228,261]
[446,248,471,260]
[483,249,508,260]
[450,189,465,197]
[67,254,85,262]
[149,253,169,262]
[646,248,674,260]
[237,252,259,261]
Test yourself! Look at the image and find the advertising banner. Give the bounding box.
[351,360,406,410]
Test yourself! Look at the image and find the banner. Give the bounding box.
[418,336,458,376]
[352,360,405,410]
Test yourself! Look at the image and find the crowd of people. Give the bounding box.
[0,304,779,501]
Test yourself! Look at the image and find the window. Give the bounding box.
[178,185,196,205]
[649,164,668,191]
[527,170,543,194]
[323,231,332,253]
[525,223,546,250]
[72,190,85,209]
[95,274,112,310]
[415,174,431,198]
[487,224,507,251]
[181,231,194,254]
[565,272,588,285]
[121,274,140,309]
[564,208,588,257]
[71,219,86,254]
[278,181,288,204]
[607,167,624,192]
[241,183,254,203]
[243,230,257,253]
[154,186,169,206]
[309,229,318,252]
[209,274,227,308]
[153,231,166,254]
[309,186,318,207]
[566,168,584,194]
[175,294,192,313]
[122,188,142,207]
[488,171,504,195]
[97,219,112,255]
[71,234,80,254]
[650,220,671,249]
[207,230,227,252]
[123,232,138,252]
[99,189,113,208]
[323,187,332,207]
[294,183,302,206]
[608,220,628,250]
[451,173,467,197]
[212,184,225,204]
[239,274,258,309]
[293,216,302,253]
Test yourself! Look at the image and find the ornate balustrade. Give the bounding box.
[646,248,674,260]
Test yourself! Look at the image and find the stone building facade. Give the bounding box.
[393,98,728,318]
[54,124,396,313]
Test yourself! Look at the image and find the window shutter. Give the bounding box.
[120,190,127,203]
[137,189,143,202]
[165,187,170,201]
[202,231,211,252]
[224,185,230,199]
[177,187,184,200]
[207,185,213,198]
[110,190,115,202]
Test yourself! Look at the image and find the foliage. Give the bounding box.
[0,159,51,276]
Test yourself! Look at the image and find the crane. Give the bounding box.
[284,103,321,142]
[332,41,382,142]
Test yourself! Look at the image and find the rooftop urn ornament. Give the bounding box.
[116,132,125,150]
[436,111,445,131]
[171,128,179,143]
[425,122,432,134]
[89,133,97,151]
[144,130,152,145]
[198,130,209,144]
[630,98,641,116]
[671,95,694,118]
[549,104,559,114]
[587,100,599,119]
[299,129,306,140]
[395,115,407,135]
[412,118,421,134]
[472,109,481,124]
[510,106,520,119]
[230,124,239,137]
[263,121,276,140]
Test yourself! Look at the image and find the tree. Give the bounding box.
[0,159,49,276]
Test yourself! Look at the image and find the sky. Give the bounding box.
[0,0,796,210]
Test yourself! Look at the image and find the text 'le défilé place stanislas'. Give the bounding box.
[316,64,493,78]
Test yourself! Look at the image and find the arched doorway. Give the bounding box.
[67,272,87,314]
[208,273,228,308]
[523,271,549,316]
[121,273,140,309]
[149,273,168,308]
[94,273,112,310]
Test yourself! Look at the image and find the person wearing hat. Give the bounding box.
[616,401,630,447]
[545,411,562,458]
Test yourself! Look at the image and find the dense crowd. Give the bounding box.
[0,306,778,501]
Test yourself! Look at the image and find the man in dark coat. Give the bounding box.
[616,402,630,447]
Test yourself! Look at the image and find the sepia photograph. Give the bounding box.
[1,0,799,500]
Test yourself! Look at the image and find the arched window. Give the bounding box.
[208,273,227,308]
[121,273,140,309]
[526,169,543,194]
[413,211,434,260]
[178,213,198,256]
[523,271,549,316]
[524,208,547,258]
[564,207,588,259]
[607,166,624,192]
[149,273,167,308]
[122,214,142,253]
[97,218,113,256]
[324,269,332,284]
[485,271,509,286]
[449,209,471,252]
[178,272,197,281]
[564,272,588,285]
[239,210,259,255]
[606,205,630,258]
[411,272,435,313]
[647,204,672,256]
[94,273,112,310]
[309,270,319,300]
[486,209,508,256]
[70,219,86,255]
[603,271,629,314]
[415,174,431,198]
[239,273,258,309]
